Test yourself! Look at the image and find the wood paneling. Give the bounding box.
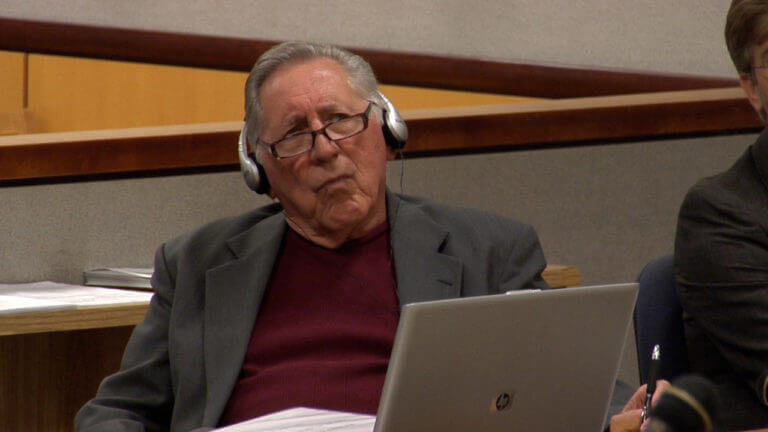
[0,304,147,431]
[0,51,25,111]
[0,327,133,432]
[402,87,763,154]
[380,85,537,110]
[0,88,761,184]
[22,55,535,133]
[27,54,247,133]
[0,110,31,136]
[0,50,27,135]
[0,17,738,98]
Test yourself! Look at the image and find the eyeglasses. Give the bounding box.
[259,102,374,159]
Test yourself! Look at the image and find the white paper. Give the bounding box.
[214,407,375,432]
[0,281,153,314]
[0,294,75,315]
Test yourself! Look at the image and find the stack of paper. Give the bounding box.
[214,407,375,432]
[83,267,153,290]
[0,281,153,315]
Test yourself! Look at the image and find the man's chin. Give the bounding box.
[319,200,381,235]
[322,202,366,226]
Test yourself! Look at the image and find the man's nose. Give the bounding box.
[310,131,341,161]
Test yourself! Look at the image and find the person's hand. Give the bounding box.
[609,380,670,432]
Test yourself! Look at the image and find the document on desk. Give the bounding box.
[214,407,375,432]
[0,281,153,315]
[83,267,153,290]
[0,294,75,315]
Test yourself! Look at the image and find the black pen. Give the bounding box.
[641,344,661,423]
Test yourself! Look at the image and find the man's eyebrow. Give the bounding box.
[276,101,361,130]
[316,103,352,116]
[279,104,353,128]
[279,114,307,130]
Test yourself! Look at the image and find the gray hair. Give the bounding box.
[244,41,384,157]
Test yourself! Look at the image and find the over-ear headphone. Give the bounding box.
[377,91,408,150]
[238,89,407,195]
[238,125,271,195]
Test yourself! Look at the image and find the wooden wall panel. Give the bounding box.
[23,54,537,133]
[26,54,247,133]
[0,327,134,432]
[0,51,27,135]
[0,51,25,113]
[380,85,537,110]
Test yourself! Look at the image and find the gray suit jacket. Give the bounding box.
[76,192,548,431]
[675,129,768,430]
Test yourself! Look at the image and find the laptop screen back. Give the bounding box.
[374,283,639,432]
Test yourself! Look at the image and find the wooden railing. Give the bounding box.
[0,17,762,185]
[1,88,760,184]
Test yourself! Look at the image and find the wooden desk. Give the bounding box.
[0,304,149,432]
[542,264,580,288]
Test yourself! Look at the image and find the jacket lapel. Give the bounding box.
[201,212,286,426]
[387,192,463,306]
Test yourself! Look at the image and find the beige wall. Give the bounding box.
[2,134,750,287]
[1,0,736,77]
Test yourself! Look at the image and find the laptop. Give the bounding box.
[373,283,639,432]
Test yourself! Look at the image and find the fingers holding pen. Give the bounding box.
[610,379,671,432]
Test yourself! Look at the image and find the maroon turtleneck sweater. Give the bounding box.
[218,222,399,425]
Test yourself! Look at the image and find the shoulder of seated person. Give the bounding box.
[396,193,534,233]
[162,202,283,258]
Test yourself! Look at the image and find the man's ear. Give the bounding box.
[740,73,765,115]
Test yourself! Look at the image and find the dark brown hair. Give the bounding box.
[726,0,768,74]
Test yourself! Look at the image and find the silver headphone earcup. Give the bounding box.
[377,91,408,150]
[238,123,270,194]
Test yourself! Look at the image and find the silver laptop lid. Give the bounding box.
[374,283,639,432]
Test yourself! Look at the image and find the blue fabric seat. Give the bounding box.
[634,254,689,383]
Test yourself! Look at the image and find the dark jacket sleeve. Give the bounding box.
[498,223,549,292]
[75,244,177,431]
[675,182,768,406]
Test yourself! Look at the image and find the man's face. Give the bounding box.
[741,38,768,122]
[257,58,394,245]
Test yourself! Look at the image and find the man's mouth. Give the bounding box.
[317,175,352,191]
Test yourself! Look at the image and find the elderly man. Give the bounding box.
[76,41,550,431]
[674,0,768,429]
